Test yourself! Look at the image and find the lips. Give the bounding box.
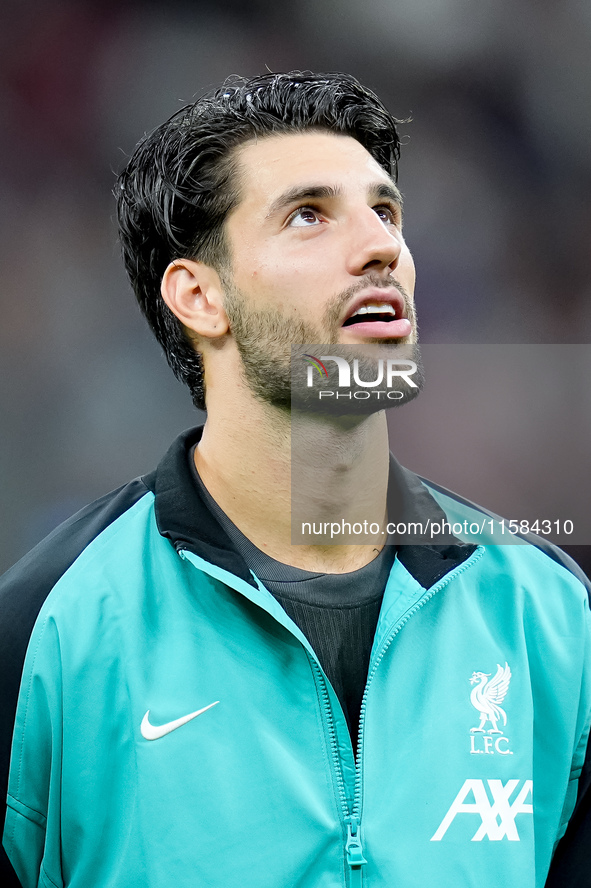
[341,288,412,340]
[342,302,398,327]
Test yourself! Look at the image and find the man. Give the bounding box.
[0,72,590,887]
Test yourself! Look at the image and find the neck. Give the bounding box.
[194,389,390,572]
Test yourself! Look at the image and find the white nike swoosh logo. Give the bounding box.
[140,701,219,740]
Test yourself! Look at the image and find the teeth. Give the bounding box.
[351,303,396,318]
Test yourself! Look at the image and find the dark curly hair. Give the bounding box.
[115,71,403,410]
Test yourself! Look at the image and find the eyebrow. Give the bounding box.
[265,181,403,220]
[372,182,404,209]
[265,185,341,219]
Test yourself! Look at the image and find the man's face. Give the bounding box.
[220,130,418,407]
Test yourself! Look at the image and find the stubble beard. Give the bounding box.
[222,272,422,414]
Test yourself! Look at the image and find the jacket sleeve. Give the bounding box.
[3,611,64,888]
[546,730,591,887]
[0,478,150,888]
[546,555,591,888]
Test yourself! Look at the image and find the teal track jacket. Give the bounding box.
[1,427,590,887]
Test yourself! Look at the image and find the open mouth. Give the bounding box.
[342,303,398,327]
[341,294,412,339]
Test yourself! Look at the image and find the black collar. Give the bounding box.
[143,426,476,590]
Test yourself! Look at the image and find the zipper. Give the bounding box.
[180,543,483,886]
[309,656,368,887]
[345,815,367,887]
[310,547,483,886]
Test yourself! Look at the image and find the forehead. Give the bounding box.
[231,131,396,212]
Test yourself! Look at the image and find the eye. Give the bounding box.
[373,204,402,227]
[287,206,323,227]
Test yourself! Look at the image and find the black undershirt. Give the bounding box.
[190,452,395,749]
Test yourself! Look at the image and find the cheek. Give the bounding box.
[231,242,332,315]
[253,259,314,298]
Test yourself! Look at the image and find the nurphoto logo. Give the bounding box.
[302,353,418,401]
[291,343,424,414]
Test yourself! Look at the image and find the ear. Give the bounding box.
[160,259,229,339]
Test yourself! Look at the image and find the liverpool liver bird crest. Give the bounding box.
[469,662,511,734]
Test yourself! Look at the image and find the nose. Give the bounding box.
[345,207,403,277]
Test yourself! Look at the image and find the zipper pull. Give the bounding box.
[345,815,368,869]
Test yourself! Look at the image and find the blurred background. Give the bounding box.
[1,0,590,573]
